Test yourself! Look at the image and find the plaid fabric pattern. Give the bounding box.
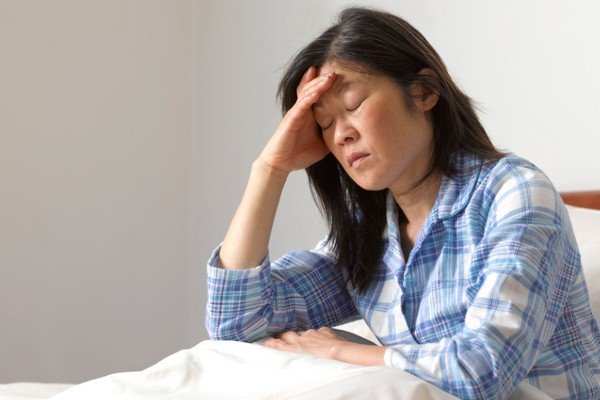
[205,152,600,400]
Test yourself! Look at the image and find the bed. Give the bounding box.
[1,191,599,400]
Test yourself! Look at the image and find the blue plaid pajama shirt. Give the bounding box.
[205,151,600,399]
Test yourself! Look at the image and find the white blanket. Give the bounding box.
[44,340,459,400]
[1,339,554,400]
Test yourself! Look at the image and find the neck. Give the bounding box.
[390,171,442,225]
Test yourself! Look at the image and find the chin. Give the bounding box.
[351,177,388,192]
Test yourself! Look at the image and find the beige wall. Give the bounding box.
[0,1,193,383]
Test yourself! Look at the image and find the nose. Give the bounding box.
[333,118,358,146]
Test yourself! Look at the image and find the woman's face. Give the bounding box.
[312,62,437,194]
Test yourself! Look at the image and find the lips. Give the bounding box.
[347,152,370,168]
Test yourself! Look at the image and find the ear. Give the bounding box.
[410,68,440,112]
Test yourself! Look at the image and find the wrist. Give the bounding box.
[331,341,387,367]
[253,158,290,182]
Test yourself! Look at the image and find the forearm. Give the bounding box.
[219,159,289,270]
[333,342,386,367]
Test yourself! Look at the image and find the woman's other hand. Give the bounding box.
[264,327,386,366]
[258,66,336,174]
[264,327,349,360]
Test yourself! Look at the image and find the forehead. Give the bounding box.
[312,62,375,109]
[316,60,371,76]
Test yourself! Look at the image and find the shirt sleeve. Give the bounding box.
[384,162,580,400]
[205,237,360,342]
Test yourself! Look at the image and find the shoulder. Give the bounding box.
[481,155,554,194]
[436,152,558,222]
[480,155,559,208]
[474,154,567,230]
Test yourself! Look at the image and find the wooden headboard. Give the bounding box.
[560,190,600,210]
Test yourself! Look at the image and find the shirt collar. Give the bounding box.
[433,151,484,220]
[385,151,484,226]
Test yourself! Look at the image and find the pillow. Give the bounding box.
[565,205,600,320]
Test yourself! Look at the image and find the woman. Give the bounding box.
[205,6,600,400]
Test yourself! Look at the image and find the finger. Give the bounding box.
[265,338,303,355]
[277,330,301,342]
[299,72,336,99]
[300,328,323,338]
[264,338,284,348]
[318,327,338,338]
[289,73,336,118]
[296,66,317,97]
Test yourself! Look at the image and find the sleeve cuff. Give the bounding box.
[384,346,394,367]
[206,242,270,278]
[383,346,407,369]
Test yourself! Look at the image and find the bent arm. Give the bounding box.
[206,239,360,342]
[208,158,359,341]
[219,159,288,269]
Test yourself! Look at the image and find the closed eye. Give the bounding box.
[319,100,364,132]
[347,100,364,112]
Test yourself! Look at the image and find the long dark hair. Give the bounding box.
[276,6,506,294]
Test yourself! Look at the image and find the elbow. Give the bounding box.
[459,374,505,400]
[205,308,271,342]
[205,313,246,341]
[445,343,516,400]
[450,358,519,400]
[205,315,228,341]
[205,318,251,341]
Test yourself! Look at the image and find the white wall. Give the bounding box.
[2,0,599,384]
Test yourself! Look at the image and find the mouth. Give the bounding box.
[347,152,370,168]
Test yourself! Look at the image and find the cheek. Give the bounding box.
[356,98,393,133]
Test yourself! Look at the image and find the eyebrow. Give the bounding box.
[311,79,361,109]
